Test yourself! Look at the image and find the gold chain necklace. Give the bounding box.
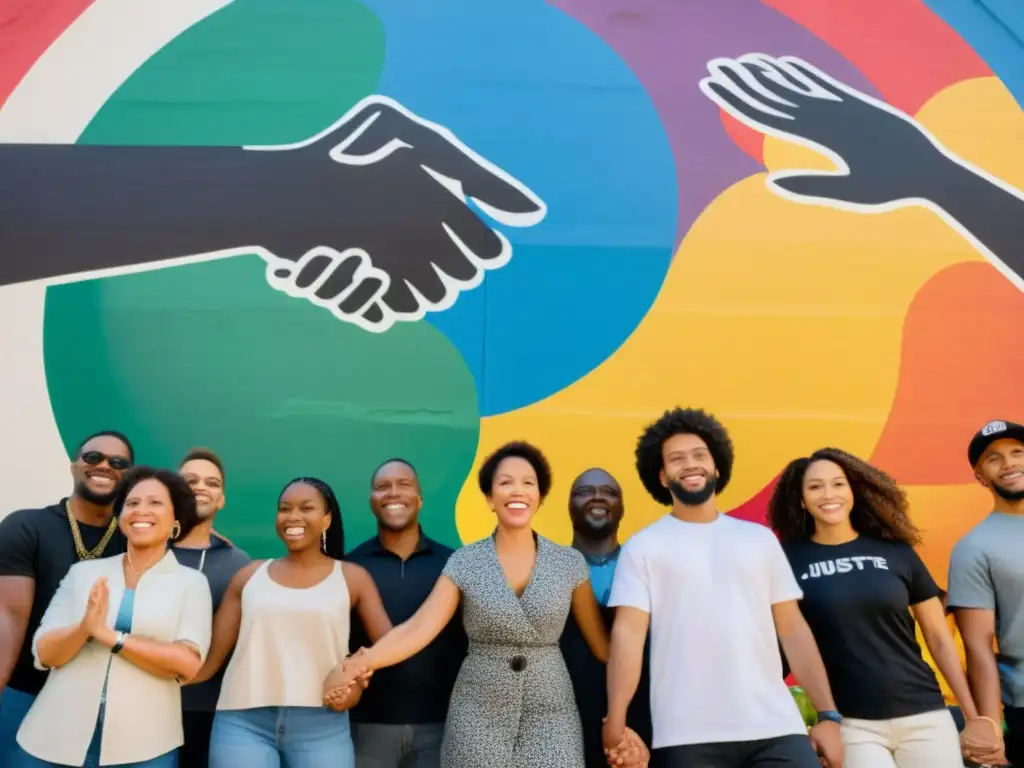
[65,499,119,561]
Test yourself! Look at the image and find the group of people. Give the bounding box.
[0,408,1020,768]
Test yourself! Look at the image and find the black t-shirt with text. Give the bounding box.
[782,536,945,720]
[0,500,125,695]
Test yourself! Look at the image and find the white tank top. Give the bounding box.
[217,559,351,710]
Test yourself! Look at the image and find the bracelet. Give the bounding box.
[969,716,1003,738]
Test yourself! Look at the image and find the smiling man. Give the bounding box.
[948,419,1024,766]
[561,468,652,767]
[604,408,842,768]
[346,459,467,768]
[0,430,133,763]
[173,448,250,768]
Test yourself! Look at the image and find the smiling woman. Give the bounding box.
[15,466,213,768]
[190,476,391,768]
[321,441,651,767]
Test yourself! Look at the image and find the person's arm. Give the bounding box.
[359,576,460,673]
[603,542,651,751]
[773,599,837,712]
[96,571,213,682]
[571,580,609,663]
[606,607,650,730]
[0,511,39,688]
[947,540,1003,723]
[343,562,392,643]
[190,561,262,684]
[33,569,90,670]
[956,608,1003,721]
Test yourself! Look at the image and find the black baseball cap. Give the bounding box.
[968,419,1024,467]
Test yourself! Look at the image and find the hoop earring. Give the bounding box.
[321,530,327,552]
[171,521,182,540]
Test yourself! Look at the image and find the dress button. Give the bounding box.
[510,655,528,672]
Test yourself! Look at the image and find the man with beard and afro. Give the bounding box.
[560,468,652,767]
[948,419,1024,767]
[346,458,467,768]
[0,430,133,763]
[602,408,844,768]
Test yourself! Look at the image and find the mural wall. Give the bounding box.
[2,0,1023,585]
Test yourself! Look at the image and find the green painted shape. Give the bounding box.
[80,0,387,146]
[44,0,480,556]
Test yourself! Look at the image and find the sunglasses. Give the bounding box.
[79,451,133,471]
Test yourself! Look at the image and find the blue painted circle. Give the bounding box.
[363,0,678,415]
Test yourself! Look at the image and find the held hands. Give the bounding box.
[961,716,1007,765]
[602,718,650,767]
[322,648,374,712]
[808,720,844,767]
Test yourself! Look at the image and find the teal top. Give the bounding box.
[99,589,135,706]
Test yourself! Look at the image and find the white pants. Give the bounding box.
[841,709,963,768]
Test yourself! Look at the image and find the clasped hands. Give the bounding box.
[960,716,1006,766]
[602,718,650,768]
[322,648,374,712]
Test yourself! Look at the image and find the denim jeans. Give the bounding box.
[0,688,35,767]
[210,707,354,768]
[14,707,177,767]
[352,722,444,768]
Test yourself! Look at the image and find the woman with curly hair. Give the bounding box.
[768,447,1002,767]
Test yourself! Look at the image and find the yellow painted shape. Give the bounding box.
[456,77,1021,546]
[905,483,993,590]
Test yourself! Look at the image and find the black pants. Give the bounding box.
[654,734,819,768]
[1006,706,1024,767]
[181,710,216,768]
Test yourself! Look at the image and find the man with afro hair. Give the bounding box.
[602,408,844,768]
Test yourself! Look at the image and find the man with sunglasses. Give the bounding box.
[0,430,133,764]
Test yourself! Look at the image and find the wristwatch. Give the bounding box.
[816,710,843,725]
[111,632,127,654]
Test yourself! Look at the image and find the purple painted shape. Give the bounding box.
[548,0,881,246]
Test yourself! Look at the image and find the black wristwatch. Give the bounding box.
[816,710,843,725]
[111,632,127,655]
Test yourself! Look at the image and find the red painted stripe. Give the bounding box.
[0,0,95,108]
[720,109,765,165]
[763,0,992,115]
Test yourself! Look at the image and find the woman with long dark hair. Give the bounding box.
[193,477,391,768]
[767,448,1001,767]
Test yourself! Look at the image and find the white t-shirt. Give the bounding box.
[609,513,807,748]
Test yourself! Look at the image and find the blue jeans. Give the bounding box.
[13,699,176,768]
[1,688,35,766]
[210,707,354,768]
[352,722,443,768]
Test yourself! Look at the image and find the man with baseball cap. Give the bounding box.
[948,419,1024,765]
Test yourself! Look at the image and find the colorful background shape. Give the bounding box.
[1,0,1022,595]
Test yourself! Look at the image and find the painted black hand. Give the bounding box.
[699,53,1024,290]
[257,95,546,331]
[699,53,960,208]
[0,95,545,333]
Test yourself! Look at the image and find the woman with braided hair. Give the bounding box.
[767,448,1000,768]
[192,477,391,768]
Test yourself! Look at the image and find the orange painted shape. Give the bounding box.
[870,262,1024,485]
[904,483,993,589]
[763,0,992,115]
[720,108,765,165]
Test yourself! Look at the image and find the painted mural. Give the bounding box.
[1,0,1023,589]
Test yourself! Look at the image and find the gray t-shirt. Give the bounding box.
[947,512,1024,707]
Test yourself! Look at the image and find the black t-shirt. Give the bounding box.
[0,500,125,694]
[783,536,945,720]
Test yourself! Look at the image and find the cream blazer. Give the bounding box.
[17,551,212,766]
